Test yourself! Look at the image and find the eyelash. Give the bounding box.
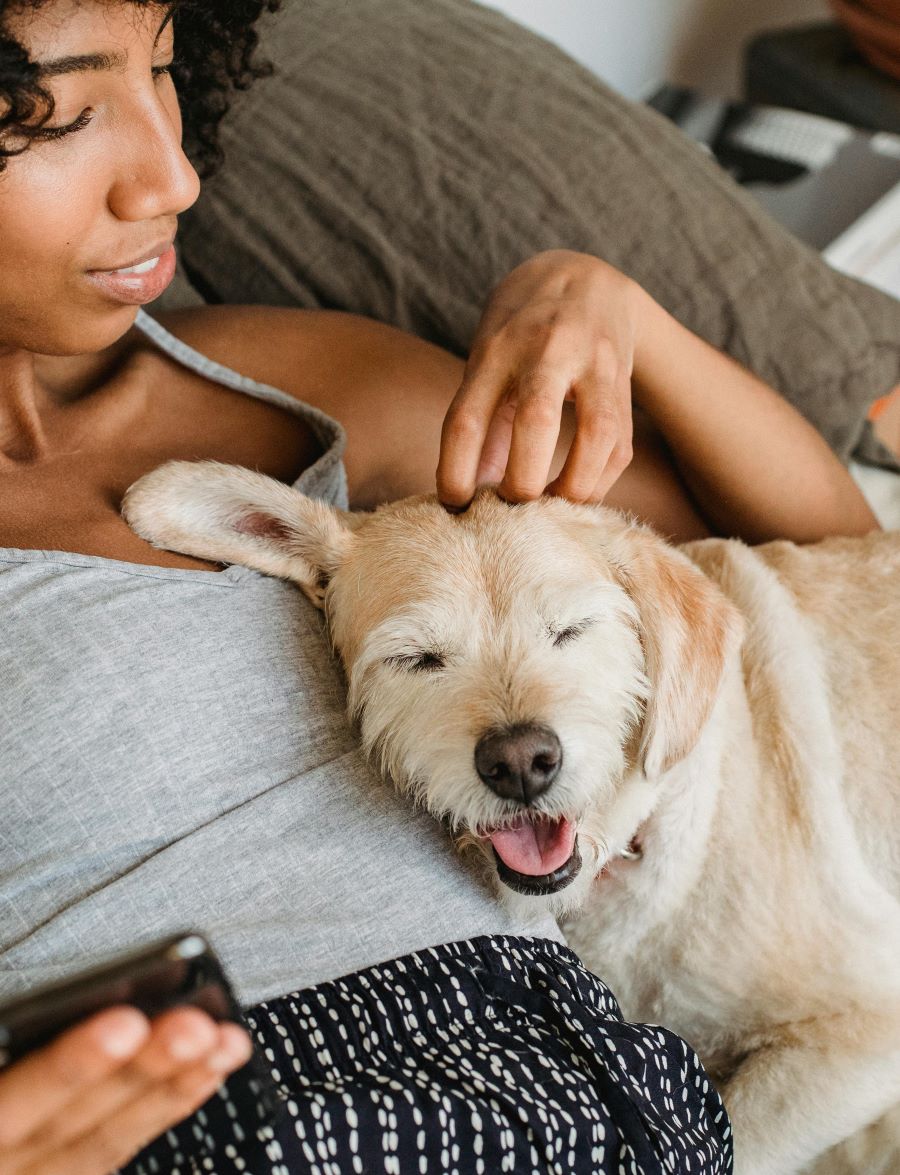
[551,619,593,647]
[386,651,446,673]
[37,64,173,142]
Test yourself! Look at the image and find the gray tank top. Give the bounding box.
[0,310,560,1008]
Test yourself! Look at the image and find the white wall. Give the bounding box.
[486,0,831,100]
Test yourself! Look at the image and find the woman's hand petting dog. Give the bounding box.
[439,249,877,543]
[0,1006,251,1175]
[437,250,640,509]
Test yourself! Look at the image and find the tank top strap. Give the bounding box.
[134,309,348,508]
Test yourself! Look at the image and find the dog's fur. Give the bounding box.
[124,462,900,1174]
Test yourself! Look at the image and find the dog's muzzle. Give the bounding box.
[474,723,580,895]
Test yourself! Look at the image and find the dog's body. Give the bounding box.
[124,463,900,1174]
[564,533,900,1175]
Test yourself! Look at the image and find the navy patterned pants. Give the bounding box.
[124,936,733,1174]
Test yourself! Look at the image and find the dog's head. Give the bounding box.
[124,462,742,912]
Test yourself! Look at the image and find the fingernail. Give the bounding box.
[207,1040,251,1072]
[168,1031,210,1062]
[98,1010,149,1058]
[211,1024,253,1071]
[440,501,467,515]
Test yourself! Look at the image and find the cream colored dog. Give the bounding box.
[123,461,900,1175]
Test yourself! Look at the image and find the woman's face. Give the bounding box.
[0,1,200,356]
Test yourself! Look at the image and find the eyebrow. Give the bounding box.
[38,51,125,78]
[36,9,174,78]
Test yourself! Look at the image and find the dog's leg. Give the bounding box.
[723,1010,900,1175]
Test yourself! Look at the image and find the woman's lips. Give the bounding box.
[85,243,177,306]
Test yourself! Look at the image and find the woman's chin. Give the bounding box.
[16,303,140,358]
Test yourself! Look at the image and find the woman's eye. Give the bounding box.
[387,651,446,673]
[35,109,93,142]
[34,59,172,143]
[551,619,593,648]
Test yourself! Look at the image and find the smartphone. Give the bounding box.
[0,932,283,1125]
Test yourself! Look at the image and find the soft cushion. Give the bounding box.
[170,0,900,468]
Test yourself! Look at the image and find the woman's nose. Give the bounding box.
[106,94,201,223]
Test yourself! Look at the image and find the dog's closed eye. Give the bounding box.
[550,619,595,648]
[386,651,446,673]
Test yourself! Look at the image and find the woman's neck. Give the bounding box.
[0,331,138,467]
[0,350,52,465]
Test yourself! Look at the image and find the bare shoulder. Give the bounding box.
[147,304,466,506]
[148,304,463,403]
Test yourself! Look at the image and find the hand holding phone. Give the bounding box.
[0,935,262,1175]
[0,1003,250,1175]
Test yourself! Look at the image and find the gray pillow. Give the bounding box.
[170,0,900,468]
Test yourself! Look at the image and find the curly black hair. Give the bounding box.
[0,0,281,176]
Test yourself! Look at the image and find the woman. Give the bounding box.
[0,1,878,1172]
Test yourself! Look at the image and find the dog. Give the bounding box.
[123,461,900,1175]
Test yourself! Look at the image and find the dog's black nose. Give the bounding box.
[474,723,562,804]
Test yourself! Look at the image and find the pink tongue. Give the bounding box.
[489,817,576,876]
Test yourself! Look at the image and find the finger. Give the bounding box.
[474,391,518,487]
[591,432,634,501]
[0,1007,150,1148]
[29,1009,244,1152]
[546,408,615,503]
[437,350,514,509]
[590,377,634,501]
[547,379,632,503]
[497,374,566,503]
[23,1055,239,1175]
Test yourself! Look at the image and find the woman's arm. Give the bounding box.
[156,269,879,544]
[629,284,879,544]
[437,251,879,543]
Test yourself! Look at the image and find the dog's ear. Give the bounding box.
[610,526,743,779]
[123,460,361,608]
